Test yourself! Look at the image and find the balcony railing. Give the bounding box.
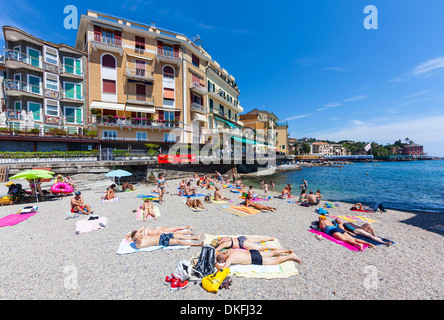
[157,48,180,59]
[4,49,42,69]
[126,93,154,105]
[60,64,84,77]
[95,117,180,129]
[191,102,207,114]
[60,89,84,102]
[126,67,154,80]
[190,81,206,91]
[93,34,122,47]
[4,79,42,96]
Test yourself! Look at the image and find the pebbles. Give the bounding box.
[0,177,442,300]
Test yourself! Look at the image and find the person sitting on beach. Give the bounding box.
[318,216,375,251]
[183,182,197,196]
[299,190,308,203]
[64,175,76,190]
[125,225,195,242]
[307,191,320,205]
[247,186,254,198]
[71,191,93,214]
[141,198,157,221]
[128,230,203,249]
[54,174,64,184]
[281,186,291,198]
[270,181,275,190]
[215,247,302,270]
[122,180,135,191]
[211,236,281,252]
[186,197,205,210]
[27,178,44,198]
[179,180,186,191]
[334,218,392,247]
[245,193,277,212]
[102,184,117,200]
[235,179,245,189]
[214,187,229,201]
[315,190,323,200]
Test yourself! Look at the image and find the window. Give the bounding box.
[228,109,232,119]
[192,94,202,105]
[135,59,146,76]
[164,133,176,142]
[135,36,145,51]
[192,54,199,67]
[103,130,117,140]
[12,101,22,119]
[102,54,116,68]
[27,47,41,68]
[164,111,174,121]
[137,132,147,141]
[64,57,82,75]
[64,106,82,124]
[163,65,174,78]
[219,105,224,117]
[27,75,41,94]
[45,74,59,91]
[27,101,42,121]
[45,100,59,117]
[64,82,83,100]
[45,52,58,65]
[102,79,116,94]
[164,88,174,100]
[209,99,213,112]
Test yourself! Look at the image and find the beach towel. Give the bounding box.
[136,207,160,220]
[182,199,207,212]
[116,238,190,255]
[350,209,373,213]
[0,212,38,227]
[220,206,251,217]
[308,229,370,252]
[229,205,261,215]
[330,215,378,223]
[75,216,107,234]
[181,193,206,197]
[202,234,298,279]
[101,197,119,203]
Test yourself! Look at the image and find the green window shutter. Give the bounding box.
[75,59,82,75]
[76,108,82,124]
[75,84,82,100]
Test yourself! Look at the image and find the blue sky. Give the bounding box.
[1,0,444,156]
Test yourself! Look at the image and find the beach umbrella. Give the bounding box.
[105,169,132,185]
[9,169,55,203]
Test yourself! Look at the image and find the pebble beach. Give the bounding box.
[0,174,443,301]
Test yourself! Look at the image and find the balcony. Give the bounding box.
[4,49,42,72]
[156,48,181,66]
[208,90,243,113]
[60,64,84,79]
[60,89,84,103]
[126,93,155,106]
[190,102,207,114]
[126,67,154,82]
[91,34,124,56]
[95,116,180,130]
[4,79,42,98]
[190,81,207,95]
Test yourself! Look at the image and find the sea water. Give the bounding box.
[242,160,444,214]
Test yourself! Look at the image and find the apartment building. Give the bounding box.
[275,121,289,155]
[75,11,239,150]
[2,26,88,133]
[239,109,278,153]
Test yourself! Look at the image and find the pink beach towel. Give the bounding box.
[308,229,369,252]
[0,212,38,227]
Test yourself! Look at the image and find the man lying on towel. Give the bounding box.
[128,229,204,249]
[215,248,302,270]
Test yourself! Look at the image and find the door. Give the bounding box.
[27,48,41,68]
[136,84,146,101]
[28,75,41,94]
[64,82,75,99]
[135,59,145,77]
[64,57,74,74]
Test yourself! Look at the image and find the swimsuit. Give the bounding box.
[322,226,345,237]
[249,250,263,265]
[159,233,174,247]
[344,223,356,233]
[237,236,247,249]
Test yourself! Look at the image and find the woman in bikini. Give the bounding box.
[155,174,168,204]
[214,187,229,201]
[211,236,281,252]
[141,198,157,221]
[102,184,117,200]
[244,193,277,212]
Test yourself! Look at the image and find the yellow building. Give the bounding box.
[74,11,227,149]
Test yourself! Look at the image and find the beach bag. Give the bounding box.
[191,245,216,278]
[315,208,329,215]
[173,259,192,281]
[310,221,320,231]
[202,268,230,294]
[204,194,212,203]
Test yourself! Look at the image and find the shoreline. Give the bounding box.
[0,173,443,300]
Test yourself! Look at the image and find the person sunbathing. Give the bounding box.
[214,187,229,201]
[318,216,375,251]
[244,193,276,212]
[351,203,365,211]
[129,230,203,249]
[140,199,157,221]
[215,247,302,270]
[211,236,281,252]
[307,191,320,205]
[281,186,291,198]
[335,218,392,247]
[122,180,135,191]
[186,197,205,209]
[125,225,195,242]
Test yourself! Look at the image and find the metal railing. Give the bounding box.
[93,34,122,46]
[60,63,84,77]
[4,49,42,69]
[126,93,154,104]
[157,48,181,59]
[4,79,42,95]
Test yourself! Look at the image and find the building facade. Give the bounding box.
[402,143,423,156]
[1,26,94,152]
